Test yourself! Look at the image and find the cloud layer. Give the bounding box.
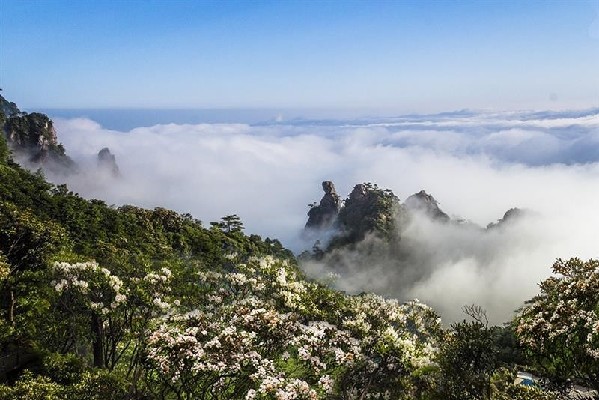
[46,109,599,323]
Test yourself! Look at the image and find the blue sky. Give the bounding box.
[1,0,598,112]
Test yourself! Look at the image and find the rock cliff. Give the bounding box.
[1,95,76,174]
[486,207,525,229]
[304,181,523,255]
[404,190,450,222]
[97,147,120,177]
[305,181,341,230]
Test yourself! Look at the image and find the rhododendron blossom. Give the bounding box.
[145,256,442,399]
[515,258,599,384]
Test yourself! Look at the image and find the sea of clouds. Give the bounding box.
[46,108,599,323]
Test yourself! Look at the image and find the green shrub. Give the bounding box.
[41,352,86,384]
[0,371,66,400]
[68,370,127,400]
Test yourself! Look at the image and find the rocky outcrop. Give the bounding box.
[339,184,382,233]
[303,182,527,258]
[97,147,120,177]
[0,93,20,122]
[305,181,341,230]
[304,182,400,251]
[404,190,450,222]
[348,183,368,203]
[487,207,524,229]
[5,112,58,151]
[2,111,76,173]
[335,183,399,244]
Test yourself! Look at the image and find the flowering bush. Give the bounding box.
[50,261,174,370]
[514,258,599,388]
[52,261,128,315]
[145,256,442,399]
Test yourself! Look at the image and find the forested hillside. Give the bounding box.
[0,98,597,399]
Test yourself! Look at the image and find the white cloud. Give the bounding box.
[46,108,599,323]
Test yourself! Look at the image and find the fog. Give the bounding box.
[46,109,599,323]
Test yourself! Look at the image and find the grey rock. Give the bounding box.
[97,147,120,177]
[305,181,341,230]
[404,190,450,222]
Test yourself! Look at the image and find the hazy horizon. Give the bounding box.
[27,104,599,132]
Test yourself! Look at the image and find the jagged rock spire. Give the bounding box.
[404,190,450,222]
[305,181,341,230]
[97,147,120,177]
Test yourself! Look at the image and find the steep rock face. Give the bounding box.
[337,184,374,236]
[486,207,524,229]
[5,112,58,151]
[301,182,528,296]
[304,183,526,254]
[97,147,120,177]
[305,181,341,230]
[0,93,20,122]
[404,190,450,222]
[2,111,75,173]
[0,94,18,163]
[332,183,399,247]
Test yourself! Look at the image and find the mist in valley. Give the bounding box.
[43,109,599,323]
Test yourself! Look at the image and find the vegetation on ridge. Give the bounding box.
[0,97,597,399]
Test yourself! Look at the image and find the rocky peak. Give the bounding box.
[331,183,399,247]
[487,207,524,229]
[348,183,368,202]
[324,181,337,194]
[5,112,58,150]
[404,190,450,222]
[0,93,21,121]
[305,180,341,230]
[97,147,120,177]
[2,110,75,174]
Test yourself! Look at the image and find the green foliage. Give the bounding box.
[0,371,66,400]
[40,352,86,385]
[0,202,68,272]
[0,93,594,399]
[0,369,128,400]
[434,306,499,400]
[0,135,9,165]
[211,214,244,233]
[0,159,55,215]
[514,257,599,388]
[490,325,527,367]
[0,92,20,120]
[0,254,8,282]
[0,130,299,397]
[329,182,400,249]
[0,202,69,346]
[490,368,556,400]
[67,370,128,400]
